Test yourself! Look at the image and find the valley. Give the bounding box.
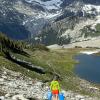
[0,33,100,99]
[0,0,100,100]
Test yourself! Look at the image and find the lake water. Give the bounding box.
[74,54,100,83]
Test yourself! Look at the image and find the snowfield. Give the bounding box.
[25,0,62,10]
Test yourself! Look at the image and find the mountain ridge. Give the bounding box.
[0,0,100,45]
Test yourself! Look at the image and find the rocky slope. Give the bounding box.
[47,37,100,49]
[0,0,62,39]
[0,0,100,44]
[0,68,100,100]
[0,34,100,100]
[29,0,100,45]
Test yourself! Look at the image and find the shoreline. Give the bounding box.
[80,50,100,55]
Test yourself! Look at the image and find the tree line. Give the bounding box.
[0,33,25,53]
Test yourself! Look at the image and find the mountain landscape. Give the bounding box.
[0,0,100,45]
[0,33,100,100]
[0,0,100,100]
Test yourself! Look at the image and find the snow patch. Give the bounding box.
[25,0,62,10]
[47,44,62,49]
[83,4,100,14]
[80,50,100,55]
[46,10,62,19]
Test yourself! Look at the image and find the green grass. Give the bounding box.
[5,48,83,89]
[81,25,100,37]
[12,48,78,76]
[0,48,79,79]
[0,48,99,97]
[95,24,100,32]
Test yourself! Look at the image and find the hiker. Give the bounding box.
[50,76,61,100]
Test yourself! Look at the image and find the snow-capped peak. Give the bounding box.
[25,0,62,10]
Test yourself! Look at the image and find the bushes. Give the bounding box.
[75,46,82,48]
[32,44,49,51]
[0,33,25,53]
[0,33,49,54]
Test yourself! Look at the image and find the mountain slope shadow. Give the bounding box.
[4,51,46,74]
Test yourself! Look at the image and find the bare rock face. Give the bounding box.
[0,0,100,45]
[0,0,62,39]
